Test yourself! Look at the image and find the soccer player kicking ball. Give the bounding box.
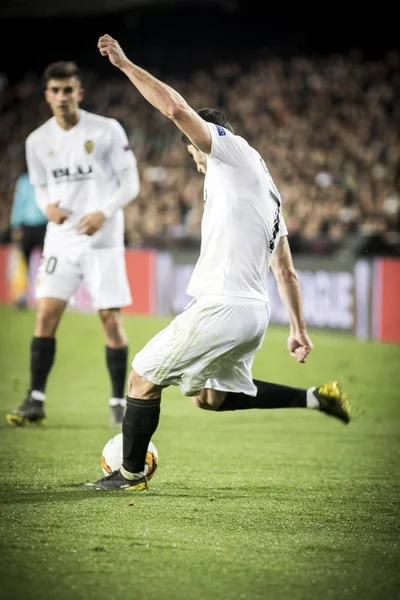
[82,35,351,491]
[6,61,140,429]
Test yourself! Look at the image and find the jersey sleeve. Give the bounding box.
[206,122,245,167]
[25,135,47,186]
[108,119,138,174]
[279,214,288,237]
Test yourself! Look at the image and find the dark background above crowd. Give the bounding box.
[1,3,398,82]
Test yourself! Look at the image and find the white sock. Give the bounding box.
[120,466,145,481]
[31,390,46,402]
[306,387,319,409]
[109,397,126,407]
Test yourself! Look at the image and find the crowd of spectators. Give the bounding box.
[1,47,399,256]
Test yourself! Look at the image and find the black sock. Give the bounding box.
[122,397,161,474]
[30,336,56,394]
[106,345,128,398]
[217,379,307,411]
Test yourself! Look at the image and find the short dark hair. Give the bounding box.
[43,61,82,84]
[181,108,234,144]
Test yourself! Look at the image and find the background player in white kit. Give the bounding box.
[6,61,140,428]
[83,35,351,491]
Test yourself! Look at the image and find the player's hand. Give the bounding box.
[45,201,69,225]
[97,34,128,69]
[287,330,314,363]
[77,211,106,236]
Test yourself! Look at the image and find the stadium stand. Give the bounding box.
[0,8,399,256]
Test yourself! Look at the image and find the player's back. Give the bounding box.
[187,123,286,303]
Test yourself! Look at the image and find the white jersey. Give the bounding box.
[25,109,139,249]
[187,122,288,303]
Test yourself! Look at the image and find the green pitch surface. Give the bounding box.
[0,306,399,600]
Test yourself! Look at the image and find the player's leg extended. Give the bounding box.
[6,297,67,426]
[192,301,351,424]
[82,370,164,491]
[98,308,129,428]
[194,380,351,424]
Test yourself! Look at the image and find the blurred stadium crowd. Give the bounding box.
[1,48,399,255]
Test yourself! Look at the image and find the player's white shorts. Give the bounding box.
[36,245,132,310]
[132,295,270,397]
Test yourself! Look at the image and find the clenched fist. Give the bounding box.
[287,330,314,364]
[97,34,128,69]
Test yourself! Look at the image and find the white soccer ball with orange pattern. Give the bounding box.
[100,433,158,480]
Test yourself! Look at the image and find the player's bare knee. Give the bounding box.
[99,308,127,347]
[128,369,162,399]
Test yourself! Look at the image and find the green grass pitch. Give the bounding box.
[0,305,399,600]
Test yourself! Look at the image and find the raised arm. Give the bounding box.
[270,236,313,363]
[97,34,211,154]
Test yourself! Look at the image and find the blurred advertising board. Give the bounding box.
[156,252,357,328]
[0,245,399,342]
[371,258,400,343]
[154,251,400,343]
[0,245,158,316]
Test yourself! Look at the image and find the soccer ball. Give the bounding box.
[100,433,158,481]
